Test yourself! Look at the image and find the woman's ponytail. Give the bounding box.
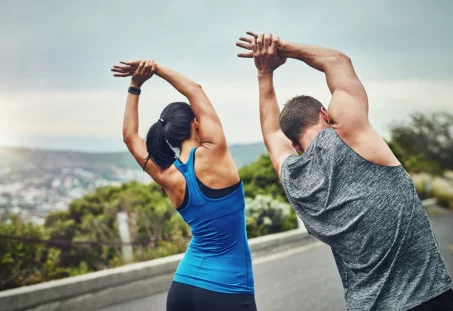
[145,102,195,170]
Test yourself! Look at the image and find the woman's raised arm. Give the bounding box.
[112,60,170,184]
[117,61,227,152]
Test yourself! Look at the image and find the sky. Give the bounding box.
[0,0,452,152]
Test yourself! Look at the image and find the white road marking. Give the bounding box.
[253,241,326,265]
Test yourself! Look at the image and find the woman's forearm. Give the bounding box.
[155,64,202,100]
[122,90,140,143]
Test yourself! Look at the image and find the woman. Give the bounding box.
[111,60,257,311]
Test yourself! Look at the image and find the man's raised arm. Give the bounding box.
[238,32,369,136]
[246,33,296,179]
[280,41,369,133]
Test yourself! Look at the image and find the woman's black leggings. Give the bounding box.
[166,281,257,311]
[409,289,453,310]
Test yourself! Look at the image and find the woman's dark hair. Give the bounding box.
[145,102,195,170]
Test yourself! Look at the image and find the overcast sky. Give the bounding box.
[1,0,452,151]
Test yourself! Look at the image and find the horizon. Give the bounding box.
[1,0,452,152]
[0,136,266,153]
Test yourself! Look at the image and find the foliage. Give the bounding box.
[0,214,44,290]
[0,181,191,291]
[5,109,452,290]
[239,154,287,202]
[410,172,453,208]
[0,153,298,291]
[245,195,297,238]
[389,112,453,174]
[409,173,431,200]
[431,177,453,209]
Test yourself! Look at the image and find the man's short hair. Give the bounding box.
[279,95,325,144]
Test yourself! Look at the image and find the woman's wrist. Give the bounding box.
[258,71,274,79]
[130,80,143,89]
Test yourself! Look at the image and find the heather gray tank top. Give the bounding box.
[281,128,452,311]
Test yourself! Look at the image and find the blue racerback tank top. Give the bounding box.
[172,147,255,294]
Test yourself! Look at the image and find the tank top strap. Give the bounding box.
[173,147,206,207]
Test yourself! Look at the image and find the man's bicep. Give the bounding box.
[265,131,296,178]
[324,55,368,123]
[326,66,369,133]
[328,89,368,127]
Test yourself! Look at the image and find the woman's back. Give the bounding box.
[173,148,254,294]
[115,60,257,310]
[164,144,242,209]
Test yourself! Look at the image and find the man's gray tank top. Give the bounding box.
[281,128,452,311]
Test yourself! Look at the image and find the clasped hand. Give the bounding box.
[236,31,287,74]
[111,60,156,88]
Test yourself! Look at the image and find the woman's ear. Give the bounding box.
[193,118,200,131]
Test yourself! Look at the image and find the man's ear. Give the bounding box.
[320,108,330,123]
[291,142,302,152]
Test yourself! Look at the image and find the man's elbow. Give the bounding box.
[331,51,352,66]
[323,51,351,70]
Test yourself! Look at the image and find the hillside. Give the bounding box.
[0,142,267,172]
[0,142,268,222]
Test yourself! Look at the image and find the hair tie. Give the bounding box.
[159,118,166,125]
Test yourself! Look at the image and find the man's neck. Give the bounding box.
[300,125,330,151]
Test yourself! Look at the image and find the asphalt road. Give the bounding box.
[100,211,453,311]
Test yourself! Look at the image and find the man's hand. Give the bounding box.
[111,60,157,88]
[237,32,287,74]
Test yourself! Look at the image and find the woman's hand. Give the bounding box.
[111,60,157,88]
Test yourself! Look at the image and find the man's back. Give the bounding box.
[281,128,453,311]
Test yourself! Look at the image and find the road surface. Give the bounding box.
[100,211,453,311]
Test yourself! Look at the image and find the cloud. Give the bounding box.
[0,0,452,90]
[1,78,452,151]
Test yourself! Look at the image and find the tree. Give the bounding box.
[389,112,453,173]
[1,153,302,290]
[0,215,44,290]
[239,155,288,202]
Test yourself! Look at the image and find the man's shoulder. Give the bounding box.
[333,125,401,167]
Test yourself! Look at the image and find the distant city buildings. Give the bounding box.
[0,167,151,224]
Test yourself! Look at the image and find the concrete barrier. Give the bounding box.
[0,198,437,311]
[0,228,311,311]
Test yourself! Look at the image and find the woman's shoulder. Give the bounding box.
[195,145,240,186]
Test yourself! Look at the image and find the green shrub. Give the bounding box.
[239,155,287,202]
[410,173,426,198]
[403,154,442,175]
[444,171,453,183]
[0,215,45,290]
[245,195,297,238]
[431,177,453,209]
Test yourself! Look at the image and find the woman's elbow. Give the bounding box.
[122,132,135,145]
[189,82,203,93]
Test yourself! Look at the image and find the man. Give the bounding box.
[236,32,453,311]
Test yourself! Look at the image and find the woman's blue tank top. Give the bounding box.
[173,147,254,294]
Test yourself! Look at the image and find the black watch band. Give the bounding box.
[128,86,141,95]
